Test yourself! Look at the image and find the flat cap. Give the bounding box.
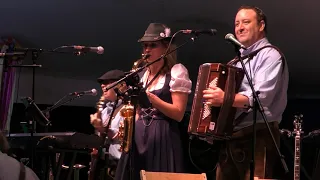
[97,69,125,84]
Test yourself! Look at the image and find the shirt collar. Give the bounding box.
[240,37,269,57]
[106,99,123,108]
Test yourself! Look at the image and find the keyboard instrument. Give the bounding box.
[6,132,103,149]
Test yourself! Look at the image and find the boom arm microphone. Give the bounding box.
[182,29,217,36]
[69,89,98,96]
[73,45,104,54]
[225,33,247,50]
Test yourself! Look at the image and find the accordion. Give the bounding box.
[188,63,244,141]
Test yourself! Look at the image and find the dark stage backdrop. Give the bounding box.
[7,98,320,180]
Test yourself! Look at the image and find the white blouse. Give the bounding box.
[141,63,192,94]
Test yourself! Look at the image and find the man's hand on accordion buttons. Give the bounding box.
[203,86,225,107]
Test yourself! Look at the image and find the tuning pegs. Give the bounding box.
[280,129,292,137]
[294,114,303,119]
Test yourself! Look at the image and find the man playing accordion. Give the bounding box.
[203,5,289,180]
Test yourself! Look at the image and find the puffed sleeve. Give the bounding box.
[169,63,192,94]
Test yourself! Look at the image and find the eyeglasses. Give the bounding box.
[142,43,160,49]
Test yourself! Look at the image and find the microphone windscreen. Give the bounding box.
[225,33,234,40]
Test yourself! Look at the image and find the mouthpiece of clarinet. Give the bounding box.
[142,53,150,60]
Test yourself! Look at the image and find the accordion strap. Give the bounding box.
[227,45,286,72]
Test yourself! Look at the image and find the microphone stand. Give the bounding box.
[105,31,200,180]
[12,47,97,123]
[98,97,119,180]
[43,93,89,120]
[233,46,288,180]
[4,46,100,172]
[2,48,41,169]
[24,49,42,169]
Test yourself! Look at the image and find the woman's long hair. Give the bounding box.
[161,40,177,75]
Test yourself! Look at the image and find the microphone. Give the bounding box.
[225,33,247,49]
[0,52,26,57]
[73,46,104,54]
[69,89,98,96]
[182,29,217,36]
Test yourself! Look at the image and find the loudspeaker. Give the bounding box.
[140,170,207,180]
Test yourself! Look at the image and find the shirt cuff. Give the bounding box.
[238,91,253,113]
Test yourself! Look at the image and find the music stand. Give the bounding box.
[21,97,52,127]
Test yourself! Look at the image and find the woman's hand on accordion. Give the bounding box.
[203,86,225,107]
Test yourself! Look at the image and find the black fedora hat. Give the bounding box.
[97,69,125,84]
[138,23,172,42]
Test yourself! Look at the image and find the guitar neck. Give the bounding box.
[294,132,301,180]
[89,96,106,180]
